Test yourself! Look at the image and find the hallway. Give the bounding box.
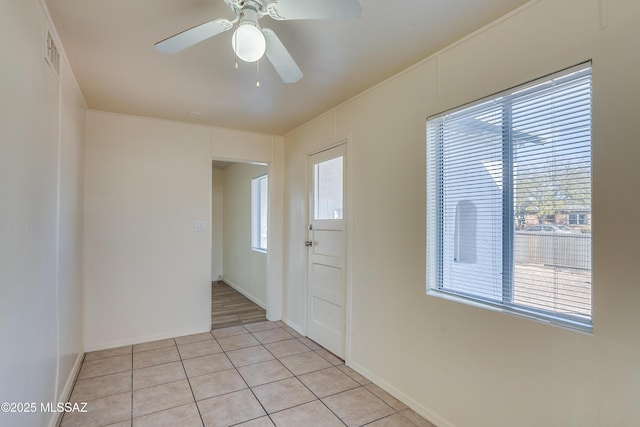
[212,281,267,329]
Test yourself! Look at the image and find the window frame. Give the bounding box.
[426,63,593,332]
[251,174,268,253]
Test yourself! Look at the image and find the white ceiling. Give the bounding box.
[45,0,530,135]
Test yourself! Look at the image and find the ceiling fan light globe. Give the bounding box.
[232,24,266,62]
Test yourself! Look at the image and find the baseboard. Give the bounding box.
[50,351,84,427]
[346,359,456,427]
[83,325,211,352]
[280,317,305,336]
[222,278,267,310]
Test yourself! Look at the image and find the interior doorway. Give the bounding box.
[211,160,269,329]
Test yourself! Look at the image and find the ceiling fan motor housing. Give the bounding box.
[238,5,261,26]
[226,0,269,16]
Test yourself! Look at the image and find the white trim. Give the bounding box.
[83,327,210,352]
[265,142,285,321]
[307,139,348,157]
[344,134,354,363]
[279,317,305,337]
[49,352,83,427]
[347,359,458,427]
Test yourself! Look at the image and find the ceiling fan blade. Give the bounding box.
[262,28,302,84]
[266,0,361,20]
[155,19,233,54]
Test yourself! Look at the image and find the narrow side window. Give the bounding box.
[252,174,268,252]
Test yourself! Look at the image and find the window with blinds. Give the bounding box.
[426,63,592,331]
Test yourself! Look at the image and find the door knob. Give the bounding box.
[305,241,313,247]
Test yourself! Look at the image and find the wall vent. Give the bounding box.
[45,30,60,78]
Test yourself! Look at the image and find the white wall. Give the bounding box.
[84,112,284,349]
[84,112,212,349]
[222,163,269,307]
[0,2,86,426]
[283,0,640,426]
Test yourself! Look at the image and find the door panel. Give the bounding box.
[312,229,343,258]
[311,264,342,304]
[307,144,346,358]
[311,297,342,332]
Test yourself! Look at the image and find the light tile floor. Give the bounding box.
[61,321,434,427]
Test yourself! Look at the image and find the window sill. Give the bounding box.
[427,288,593,335]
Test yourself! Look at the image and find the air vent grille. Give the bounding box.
[45,30,60,77]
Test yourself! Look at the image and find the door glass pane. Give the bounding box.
[314,156,343,220]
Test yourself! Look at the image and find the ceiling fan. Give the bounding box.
[155,0,362,84]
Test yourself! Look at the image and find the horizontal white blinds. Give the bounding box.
[427,64,592,329]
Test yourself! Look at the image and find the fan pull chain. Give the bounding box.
[256,60,260,88]
[233,24,239,70]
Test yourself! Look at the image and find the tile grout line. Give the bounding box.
[200,324,282,426]
[246,325,351,426]
[244,325,325,426]
[132,339,178,422]
[253,324,396,426]
[130,339,195,424]
[74,322,426,427]
[233,323,310,425]
[241,323,284,424]
[233,344,274,426]
[180,334,207,427]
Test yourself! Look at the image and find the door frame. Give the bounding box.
[210,155,284,324]
[305,138,352,361]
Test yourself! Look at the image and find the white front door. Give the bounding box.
[307,144,346,358]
